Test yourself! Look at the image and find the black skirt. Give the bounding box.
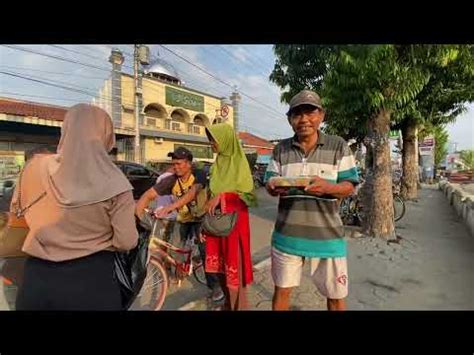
[16,250,123,311]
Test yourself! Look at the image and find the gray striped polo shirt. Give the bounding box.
[267,131,359,258]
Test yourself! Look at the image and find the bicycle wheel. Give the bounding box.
[393,195,406,222]
[191,246,208,286]
[355,199,366,225]
[128,258,168,311]
[253,178,262,190]
[340,197,357,225]
[339,198,350,224]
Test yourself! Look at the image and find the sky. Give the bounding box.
[0,44,472,148]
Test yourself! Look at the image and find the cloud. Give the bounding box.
[0,44,292,138]
[0,45,111,107]
[230,46,251,65]
[447,103,474,150]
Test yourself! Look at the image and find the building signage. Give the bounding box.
[166,87,204,112]
[420,135,435,147]
[0,153,23,179]
[221,104,229,117]
[389,130,400,138]
[419,146,434,156]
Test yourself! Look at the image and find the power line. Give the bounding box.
[76,45,113,56]
[0,65,108,80]
[143,46,286,123]
[1,45,112,73]
[1,71,100,97]
[78,44,134,59]
[101,44,134,58]
[0,71,133,108]
[0,91,91,104]
[227,45,276,72]
[237,45,276,72]
[1,45,287,137]
[217,45,271,78]
[1,91,287,140]
[239,123,287,140]
[0,70,221,126]
[48,45,135,71]
[4,70,106,93]
[60,44,286,123]
[1,60,252,121]
[140,78,286,127]
[1,65,223,116]
[49,45,109,62]
[4,45,285,121]
[0,88,287,139]
[159,45,286,118]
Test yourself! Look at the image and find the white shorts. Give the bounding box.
[271,247,348,299]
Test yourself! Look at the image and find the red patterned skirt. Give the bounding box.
[204,192,253,289]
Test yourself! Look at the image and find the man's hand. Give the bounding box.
[304,176,335,196]
[265,179,288,197]
[154,206,174,219]
[135,187,158,220]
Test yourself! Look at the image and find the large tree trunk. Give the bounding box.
[364,109,395,240]
[400,120,419,200]
[359,141,373,229]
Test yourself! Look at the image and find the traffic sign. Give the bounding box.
[221,105,229,118]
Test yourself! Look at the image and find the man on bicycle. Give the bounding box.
[136,147,224,304]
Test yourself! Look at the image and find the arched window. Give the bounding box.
[144,103,167,118]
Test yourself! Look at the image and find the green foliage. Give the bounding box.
[270,45,337,104]
[396,45,474,132]
[418,123,450,167]
[434,126,449,167]
[460,150,474,169]
[270,45,474,143]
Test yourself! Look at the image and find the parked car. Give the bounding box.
[0,179,17,211]
[146,160,173,175]
[114,161,159,200]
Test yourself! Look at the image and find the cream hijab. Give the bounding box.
[42,104,132,208]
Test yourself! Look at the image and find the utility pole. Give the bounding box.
[230,87,241,133]
[134,44,141,164]
[133,44,150,163]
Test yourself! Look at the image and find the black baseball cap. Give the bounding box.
[167,147,193,162]
[287,90,323,116]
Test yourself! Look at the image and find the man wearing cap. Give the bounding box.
[265,90,359,311]
[136,147,224,303]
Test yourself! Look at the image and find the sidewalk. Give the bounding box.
[2,185,472,311]
[178,261,327,311]
[177,185,474,311]
[174,225,362,311]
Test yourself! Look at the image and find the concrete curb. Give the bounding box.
[439,181,474,236]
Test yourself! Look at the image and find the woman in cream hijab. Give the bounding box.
[11,104,138,310]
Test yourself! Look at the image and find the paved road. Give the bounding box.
[3,185,471,311]
[181,185,474,310]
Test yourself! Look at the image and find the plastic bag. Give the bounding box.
[114,220,151,310]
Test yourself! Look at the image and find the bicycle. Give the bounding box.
[128,209,207,311]
[351,194,405,224]
[339,180,406,225]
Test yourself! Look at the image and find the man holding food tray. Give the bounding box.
[265,90,359,311]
